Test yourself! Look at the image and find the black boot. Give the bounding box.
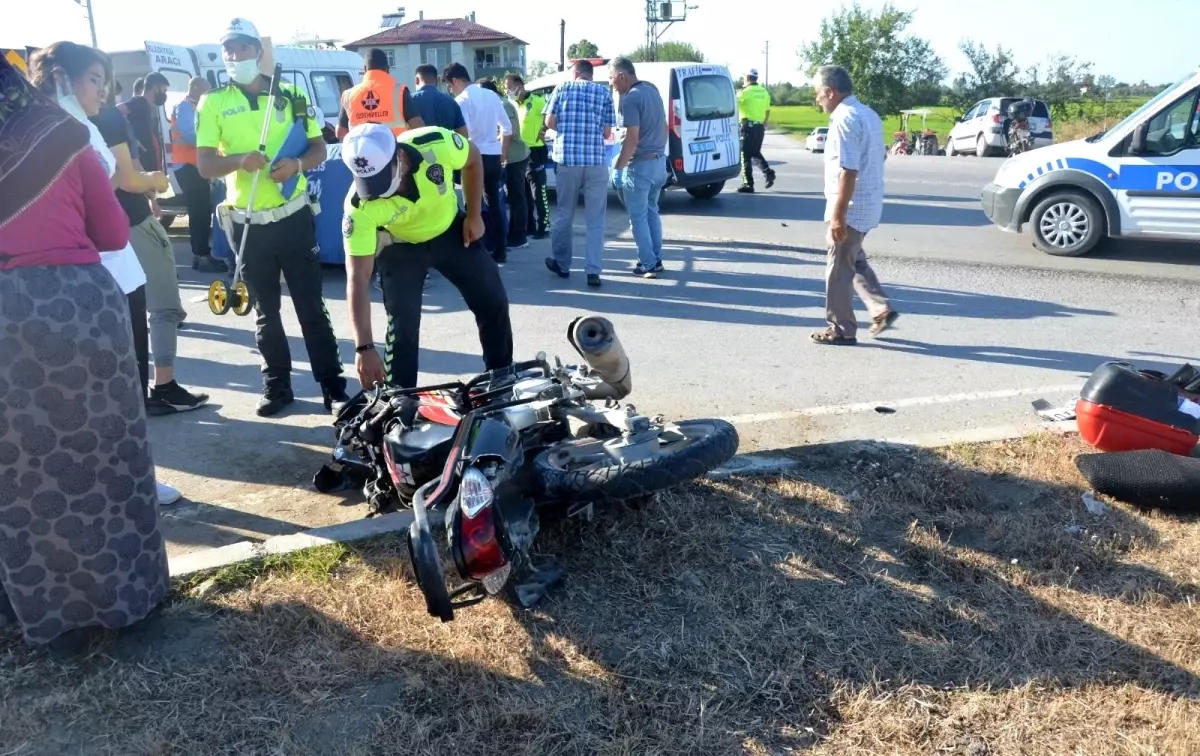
[256,386,295,417]
[323,384,351,416]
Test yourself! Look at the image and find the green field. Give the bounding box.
[771,97,1152,146]
[771,105,959,146]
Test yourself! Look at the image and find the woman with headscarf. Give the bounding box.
[0,54,171,650]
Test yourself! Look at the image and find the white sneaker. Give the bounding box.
[156,481,182,506]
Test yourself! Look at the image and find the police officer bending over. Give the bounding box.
[197,18,349,417]
[340,124,514,388]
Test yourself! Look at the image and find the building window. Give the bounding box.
[424,48,440,69]
[474,46,501,69]
[386,50,395,69]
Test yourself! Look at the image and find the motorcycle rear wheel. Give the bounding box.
[532,419,739,502]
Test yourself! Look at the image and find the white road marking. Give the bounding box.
[722,384,1081,425]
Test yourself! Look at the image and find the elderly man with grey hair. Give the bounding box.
[810,64,899,346]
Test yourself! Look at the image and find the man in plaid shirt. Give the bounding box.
[543,59,616,287]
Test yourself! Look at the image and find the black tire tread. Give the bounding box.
[533,419,739,502]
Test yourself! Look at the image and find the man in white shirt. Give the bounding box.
[444,63,512,263]
[810,65,899,346]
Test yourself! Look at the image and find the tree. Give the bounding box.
[567,39,600,59]
[797,2,948,117]
[527,59,555,79]
[625,41,705,63]
[950,41,1021,108]
[1024,54,1094,120]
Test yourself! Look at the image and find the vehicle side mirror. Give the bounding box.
[1130,122,1149,154]
[954,116,963,123]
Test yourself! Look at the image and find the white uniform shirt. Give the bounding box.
[455,84,512,157]
[824,95,886,234]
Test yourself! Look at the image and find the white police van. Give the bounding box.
[982,68,1200,256]
[525,61,741,201]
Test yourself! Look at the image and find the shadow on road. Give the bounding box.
[870,336,1197,375]
[666,191,991,227]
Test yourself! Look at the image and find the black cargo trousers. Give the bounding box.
[740,120,772,187]
[376,213,514,388]
[231,206,346,395]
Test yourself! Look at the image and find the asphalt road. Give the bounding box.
[154,132,1200,555]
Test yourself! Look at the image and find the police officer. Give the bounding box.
[503,73,550,239]
[737,69,776,193]
[196,18,348,417]
[336,48,424,140]
[340,124,513,389]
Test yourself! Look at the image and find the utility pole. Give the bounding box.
[646,1,695,63]
[763,41,769,86]
[558,19,565,71]
[75,0,98,48]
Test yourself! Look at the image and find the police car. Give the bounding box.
[981,68,1200,256]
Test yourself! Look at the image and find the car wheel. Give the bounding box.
[1029,191,1104,257]
[976,135,989,157]
[686,182,724,200]
[945,138,957,157]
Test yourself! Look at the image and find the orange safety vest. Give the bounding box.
[169,97,198,166]
[343,70,410,135]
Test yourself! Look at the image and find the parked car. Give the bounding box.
[981,68,1200,257]
[947,97,1052,157]
[805,126,828,152]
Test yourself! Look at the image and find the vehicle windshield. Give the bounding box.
[1101,73,1196,139]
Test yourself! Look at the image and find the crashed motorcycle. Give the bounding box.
[313,316,740,621]
[1005,99,1035,156]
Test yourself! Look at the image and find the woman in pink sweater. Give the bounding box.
[0,56,170,651]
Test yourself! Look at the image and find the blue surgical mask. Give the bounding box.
[225,58,260,85]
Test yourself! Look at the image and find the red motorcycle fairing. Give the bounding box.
[416,390,463,427]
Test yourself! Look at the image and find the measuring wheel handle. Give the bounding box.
[207,279,233,315]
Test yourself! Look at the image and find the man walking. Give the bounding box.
[504,73,550,239]
[444,63,511,263]
[171,76,226,273]
[810,65,898,346]
[737,69,776,193]
[544,59,615,287]
[609,57,667,279]
[196,18,348,415]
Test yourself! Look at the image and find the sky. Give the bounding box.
[8,0,1194,87]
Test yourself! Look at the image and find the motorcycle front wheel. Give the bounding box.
[532,419,739,502]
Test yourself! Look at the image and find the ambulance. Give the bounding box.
[525,61,741,202]
[982,68,1200,257]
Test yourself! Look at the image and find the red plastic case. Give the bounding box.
[1075,362,1200,455]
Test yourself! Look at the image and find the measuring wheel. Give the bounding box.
[207,280,232,315]
[231,281,255,317]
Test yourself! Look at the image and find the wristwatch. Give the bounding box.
[355,343,375,354]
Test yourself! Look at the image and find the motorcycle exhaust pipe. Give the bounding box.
[566,315,632,400]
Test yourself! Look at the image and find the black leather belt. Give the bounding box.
[632,152,661,162]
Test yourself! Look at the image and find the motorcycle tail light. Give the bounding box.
[457,468,507,580]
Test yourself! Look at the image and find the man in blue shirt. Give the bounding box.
[544,59,615,287]
[170,76,225,272]
[409,64,466,132]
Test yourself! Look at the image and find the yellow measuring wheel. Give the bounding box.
[231,281,255,317]
[207,280,232,315]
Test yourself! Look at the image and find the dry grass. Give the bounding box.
[1055,119,1109,143]
[3,433,1199,755]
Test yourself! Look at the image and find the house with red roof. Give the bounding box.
[344,9,527,82]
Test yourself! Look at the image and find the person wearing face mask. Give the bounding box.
[119,71,169,176]
[3,52,172,652]
[196,18,348,417]
[340,124,513,389]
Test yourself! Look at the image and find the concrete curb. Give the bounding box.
[167,420,1078,579]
